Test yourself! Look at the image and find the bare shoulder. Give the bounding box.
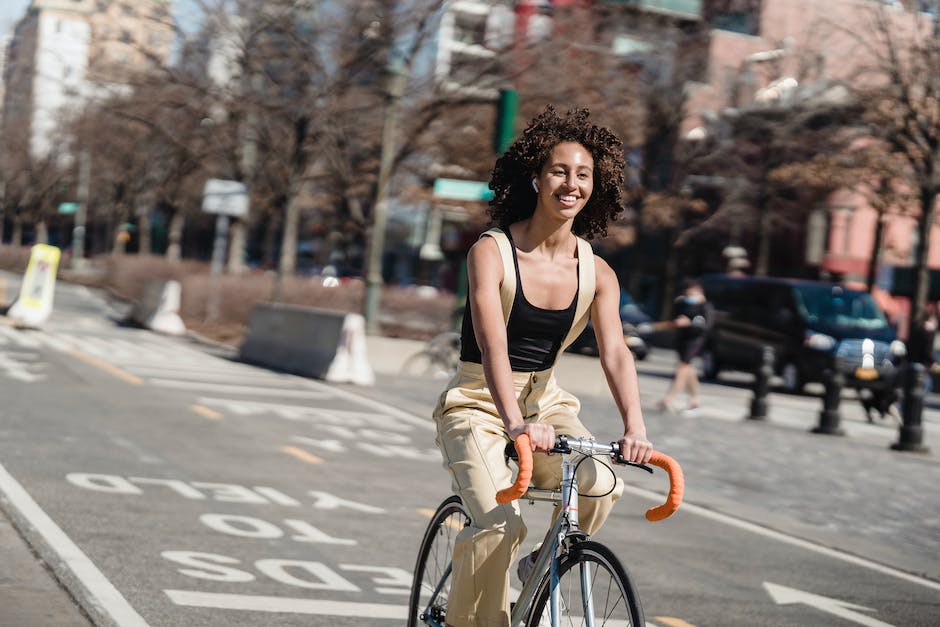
[467,235,504,284]
[468,235,501,265]
[592,255,618,291]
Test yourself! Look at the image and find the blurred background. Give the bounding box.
[2,0,940,346]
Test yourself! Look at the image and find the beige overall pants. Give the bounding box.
[433,229,624,627]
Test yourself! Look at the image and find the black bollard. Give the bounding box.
[892,362,931,453]
[749,346,774,420]
[813,368,845,436]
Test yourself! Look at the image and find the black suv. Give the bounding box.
[699,275,906,392]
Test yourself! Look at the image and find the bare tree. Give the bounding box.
[848,3,940,340]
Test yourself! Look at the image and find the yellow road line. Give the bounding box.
[192,404,223,420]
[67,350,142,385]
[281,445,324,465]
[655,617,696,627]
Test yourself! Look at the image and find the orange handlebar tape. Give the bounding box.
[495,434,533,504]
[645,451,684,521]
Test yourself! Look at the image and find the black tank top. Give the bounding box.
[459,230,578,371]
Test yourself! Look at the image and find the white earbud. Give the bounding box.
[531,177,539,193]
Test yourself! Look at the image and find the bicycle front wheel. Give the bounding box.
[526,540,644,627]
[407,495,469,626]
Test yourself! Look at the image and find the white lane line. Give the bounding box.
[0,463,149,626]
[301,379,434,431]
[165,590,406,618]
[108,362,254,373]
[621,483,940,593]
[127,370,298,384]
[147,379,332,398]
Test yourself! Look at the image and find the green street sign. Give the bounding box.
[433,178,494,201]
[58,202,79,215]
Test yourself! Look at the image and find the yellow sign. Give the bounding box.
[8,244,61,327]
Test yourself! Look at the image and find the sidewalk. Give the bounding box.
[0,505,90,626]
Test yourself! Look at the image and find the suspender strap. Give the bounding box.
[558,237,596,358]
[480,228,516,324]
[481,227,596,362]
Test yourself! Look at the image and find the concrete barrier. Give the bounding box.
[239,302,375,385]
[128,279,186,336]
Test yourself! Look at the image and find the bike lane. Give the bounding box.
[1,309,937,626]
[0,321,446,626]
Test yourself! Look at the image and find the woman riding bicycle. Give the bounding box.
[432,106,652,627]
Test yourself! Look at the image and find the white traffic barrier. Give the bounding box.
[7,244,61,328]
[127,279,186,336]
[239,303,375,385]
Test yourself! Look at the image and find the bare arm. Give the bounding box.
[466,238,554,451]
[592,257,653,463]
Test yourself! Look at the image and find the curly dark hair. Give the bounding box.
[488,106,625,239]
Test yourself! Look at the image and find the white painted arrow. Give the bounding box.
[763,582,895,627]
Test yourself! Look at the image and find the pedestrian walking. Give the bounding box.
[659,278,712,415]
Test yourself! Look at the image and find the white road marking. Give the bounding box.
[764,582,894,627]
[164,590,406,618]
[0,463,149,626]
[129,369,297,384]
[0,351,45,382]
[621,484,940,593]
[301,377,434,431]
[148,379,332,397]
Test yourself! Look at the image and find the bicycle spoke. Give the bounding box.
[408,496,469,626]
[526,541,643,627]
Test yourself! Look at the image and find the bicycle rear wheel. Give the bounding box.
[526,540,644,627]
[407,495,469,626]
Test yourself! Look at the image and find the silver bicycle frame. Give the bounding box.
[509,442,598,627]
[420,438,618,627]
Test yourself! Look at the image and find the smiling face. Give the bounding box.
[534,141,594,221]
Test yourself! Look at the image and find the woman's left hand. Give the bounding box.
[617,433,653,464]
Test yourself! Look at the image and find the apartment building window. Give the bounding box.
[711,12,758,35]
[453,11,487,47]
[120,29,133,44]
[707,0,761,36]
[123,4,136,18]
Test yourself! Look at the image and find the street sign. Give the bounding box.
[58,202,79,215]
[433,178,494,202]
[202,179,249,217]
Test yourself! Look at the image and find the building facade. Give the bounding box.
[1,0,173,160]
[683,0,940,318]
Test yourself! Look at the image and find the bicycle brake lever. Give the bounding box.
[613,445,655,473]
[623,460,654,474]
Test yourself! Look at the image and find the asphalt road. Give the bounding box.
[0,273,938,626]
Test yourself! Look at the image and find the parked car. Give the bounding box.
[566,291,652,360]
[698,275,905,393]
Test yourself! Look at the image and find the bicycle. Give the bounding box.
[408,433,684,627]
[401,331,461,379]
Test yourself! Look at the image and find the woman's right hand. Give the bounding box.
[508,422,556,452]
